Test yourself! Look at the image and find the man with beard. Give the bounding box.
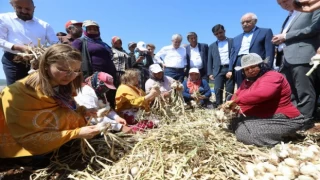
[62,20,83,45]
[0,0,58,85]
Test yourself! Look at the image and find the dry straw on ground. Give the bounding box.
[29,108,275,180]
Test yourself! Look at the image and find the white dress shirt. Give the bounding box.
[0,12,58,54]
[74,85,122,131]
[238,27,257,55]
[217,39,230,65]
[190,44,203,69]
[154,45,187,68]
[278,11,298,52]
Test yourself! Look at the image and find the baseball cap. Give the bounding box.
[137,41,147,51]
[189,68,200,74]
[128,42,137,48]
[234,53,268,71]
[65,20,83,29]
[98,72,116,89]
[82,20,99,27]
[149,64,163,73]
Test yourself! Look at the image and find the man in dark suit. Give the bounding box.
[207,24,234,106]
[273,0,320,119]
[185,32,209,80]
[229,13,275,87]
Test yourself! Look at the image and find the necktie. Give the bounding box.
[281,12,293,33]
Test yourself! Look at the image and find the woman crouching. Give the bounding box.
[222,53,313,147]
[115,69,160,132]
[0,44,101,158]
[74,72,132,133]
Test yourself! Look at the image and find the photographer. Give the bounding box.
[132,41,154,90]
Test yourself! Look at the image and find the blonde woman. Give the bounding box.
[115,69,160,131]
[0,44,101,158]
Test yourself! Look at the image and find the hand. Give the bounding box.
[271,34,286,45]
[198,95,206,100]
[209,75,214,81]
[162,91,171,98]
[115,116,127,125]
[150,87,161,97]
[77,125,101,139]
[191,94,199,100]
[221,100,237,112]
[293,0,320,12]
[86,108,97,117]
[136,56,144,63]
[226,72,233,79]
[12,45,29,52]
[121,125,133,133]
[317,47,320,54]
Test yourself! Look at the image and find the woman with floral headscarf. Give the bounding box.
[74,72,132,133]
[72,20,117,107]
[182,68,212,108]
[111,36,130,87]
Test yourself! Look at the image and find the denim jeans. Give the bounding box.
[2,52,30,85]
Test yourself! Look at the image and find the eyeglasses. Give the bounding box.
[54,66,82,77]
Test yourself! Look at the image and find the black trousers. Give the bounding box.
[234,55,245,87]
[280,60,316,119]
[213,65,235,105]
[2,52,29,85]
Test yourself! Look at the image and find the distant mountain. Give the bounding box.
[0,79,6,86]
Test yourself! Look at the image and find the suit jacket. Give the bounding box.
[229,26,275,71]
[282,10,320,64]
[186,43,209,75]
[207,38,233,77]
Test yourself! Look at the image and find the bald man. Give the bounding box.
[229,13,275,87]
[0,0,58,85]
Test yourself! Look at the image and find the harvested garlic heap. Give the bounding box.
[242,142,320,180]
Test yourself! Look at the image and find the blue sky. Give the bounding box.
[0,0,288,80]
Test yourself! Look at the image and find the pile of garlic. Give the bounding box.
[242,142,320,180]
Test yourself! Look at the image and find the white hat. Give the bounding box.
[234,53,268,71]
[137,41,147,51]
[82,20,99,27]
[189,68,200,74]
[149,64,163,73]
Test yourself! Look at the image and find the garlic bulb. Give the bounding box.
[275,176,290,180]
[245,163,256,179]
[130,166,139,177]
[297,175,315,180]
[261,173,275,180]
[263,162,277,173]
[171,81,178,89]
[278,164,295,179]
[284,158,299,167]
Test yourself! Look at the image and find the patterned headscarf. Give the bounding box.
[85,72,110,100]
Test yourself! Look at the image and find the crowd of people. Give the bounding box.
[0,0,320,161]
